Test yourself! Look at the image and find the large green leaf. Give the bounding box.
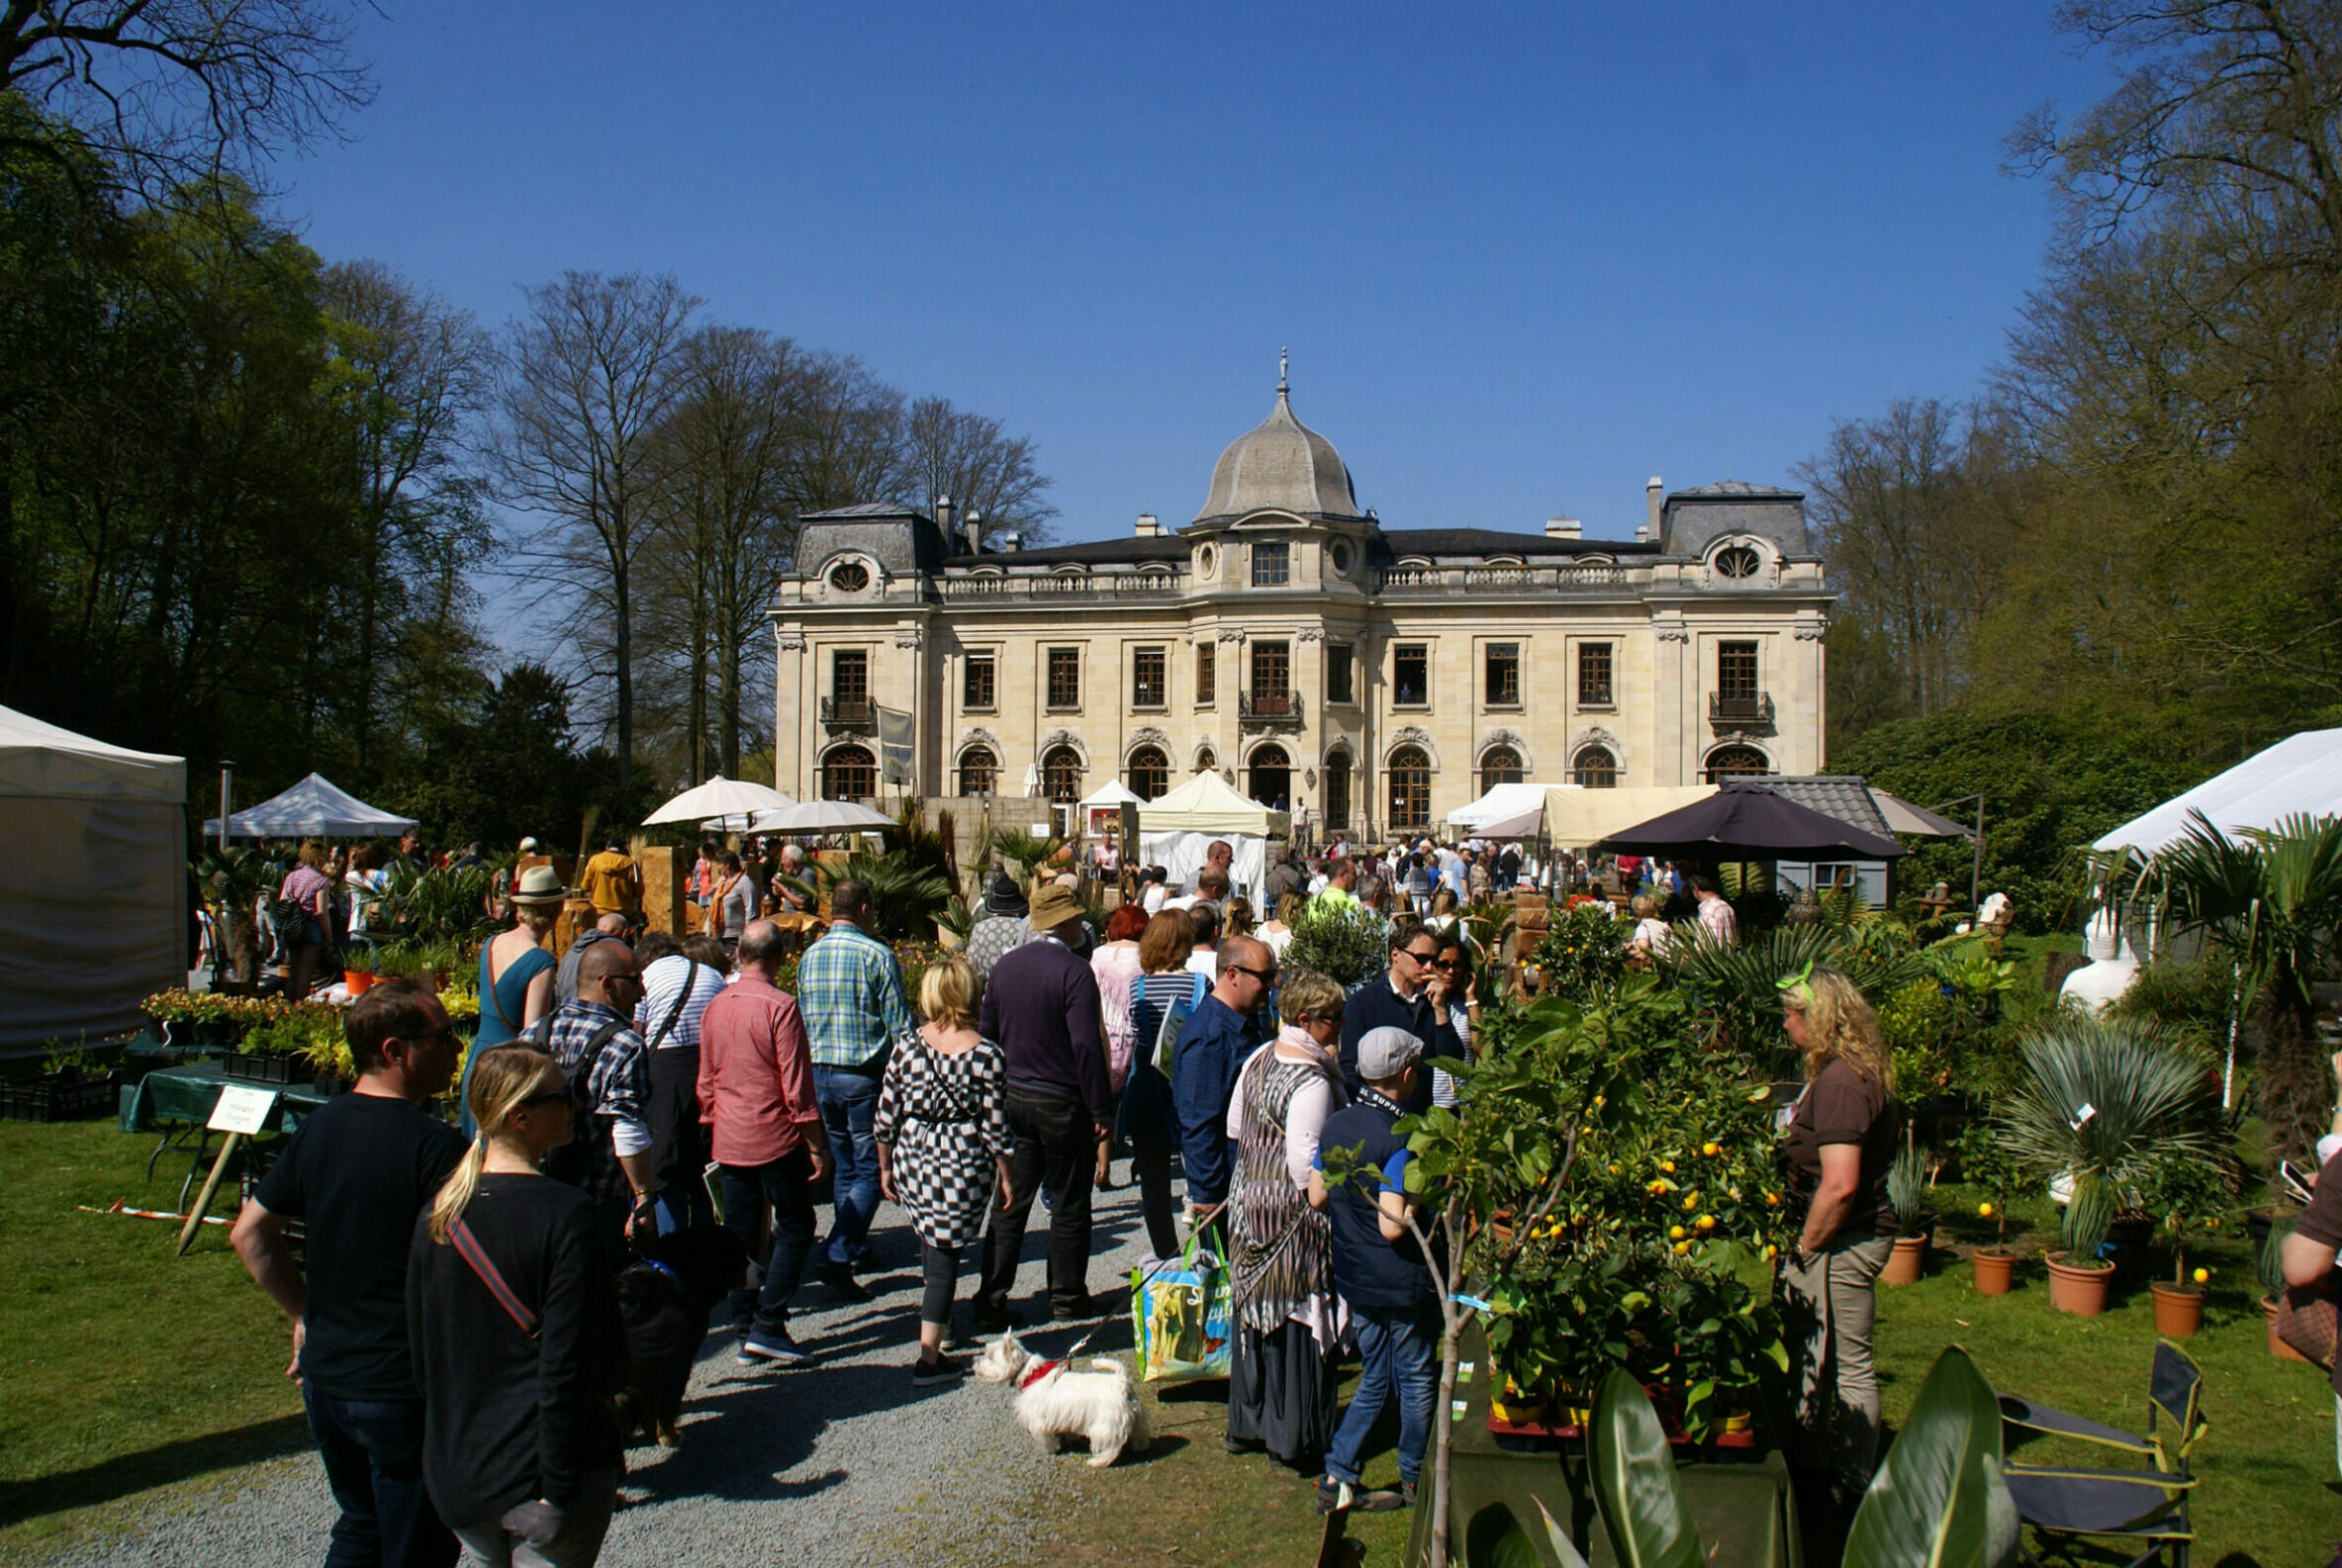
[1587,1367,1703,1568]
[1842,1347,2018,1568]
[1466,1498,1593,1568]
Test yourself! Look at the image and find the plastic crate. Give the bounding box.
[0,1072,122,1122]
[220,1051,303,1085]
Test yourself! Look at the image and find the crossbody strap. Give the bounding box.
[648,961,703,1049]
[448,1216,539,1339]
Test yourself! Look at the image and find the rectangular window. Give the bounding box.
[1578,642,1613,707]
[1393,643,1429,708]
[1719,641,1758,701]
[1046,646,1081,711]
[1485,642,1520,708]
[1326,642,1355,706]
[1131,646,1166,709]
[832,649,867,717]
[1250,541,1290,587]
[963,650,995,712]
[1196,643,1217,707]
[1251,640,1289,701]
[1323,759,1351,833]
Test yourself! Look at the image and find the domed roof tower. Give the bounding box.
[1192,354,1366,524]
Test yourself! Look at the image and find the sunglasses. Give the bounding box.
[1228,963,1279,984]
[518,1085,572,1109]
[1402,948,1440,965]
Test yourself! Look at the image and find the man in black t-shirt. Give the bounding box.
[232,979,467,1568]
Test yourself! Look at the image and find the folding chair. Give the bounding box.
[1997,1339,2205,1567]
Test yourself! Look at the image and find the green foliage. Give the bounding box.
[1887,1145,1932,1238]
[2140,1151,2236,1284]
[1659,921,1923,1065]
[1586,1368,1703,1568]
[1838,1346,2018,1567]
[783,851,955,944]
[2061,1174,2114,1261]
[1952,1120,2022,1249]
[2106,958,2239,1055]
[983,826,1063,884]
[377,860,497,948]
[1530,900,1631,1003]
[1280,898,1388,987]
[1993,1016,2220,1202]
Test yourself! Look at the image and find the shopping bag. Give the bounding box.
[1129,1226,1232,1384]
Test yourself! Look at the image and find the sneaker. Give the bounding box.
[736,1332,811,1367]
[911,1353,966,1387]
[1399,1480,1419,1508]
[818,1262,873,1303]
[1316,1478,1405,1513]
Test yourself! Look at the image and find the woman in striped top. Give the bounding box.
[1120,909,1203,1261]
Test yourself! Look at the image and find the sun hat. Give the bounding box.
[1026,881,1085,932]
[510,864,567,905]
[1356,1026,1424,1081]
[983,871,1030,918]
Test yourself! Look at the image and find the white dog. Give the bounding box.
[971,1330,1151,1468]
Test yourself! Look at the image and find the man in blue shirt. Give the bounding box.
[1310,1026,1439,1514]
[794,878,914,1299]
[1169,933,1275,1226]
[1338,920,1464,1115]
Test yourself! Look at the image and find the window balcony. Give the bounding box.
[1238,690,1305,730]
[821,696,874,730]
[1708,691,1775,730]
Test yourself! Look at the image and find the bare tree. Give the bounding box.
[779,350,904,514]
[497,271,701,796]
[901,394,1057,546]
[0,0,372,196]
[317,259,493,773]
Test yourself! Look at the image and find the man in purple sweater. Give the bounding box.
[976,881,1111,1328]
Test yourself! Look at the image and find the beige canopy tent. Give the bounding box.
[1538,785,1716,848]
[1137,770,1291,906]
[0,706,187,1052]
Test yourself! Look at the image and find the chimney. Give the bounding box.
[1134,512,1161,537]
[936,493,955,537]
[1642,475,1663,542]
[963,508,983,554]
[1003,531,1023,553]
[1544,516,1581,540]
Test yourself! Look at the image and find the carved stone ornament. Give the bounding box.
[1794,614,1828,642]
[1712,729,1764,749]
[1570,724,1622,754]
[1477,726,1533,771]
[1384,725,1438,768]
[1126,725,1171,751]
[961,726,1001,754]
[1216,627,1248,645]
[1296,627,1326,643]
[893,628,924,649]
[775,630,806,652]
[1038,728,1088,765]
[1652,617,1690,644]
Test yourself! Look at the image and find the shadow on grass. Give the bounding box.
[0,1412,313,1529]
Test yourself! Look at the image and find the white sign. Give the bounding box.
[208,1085,280,1135]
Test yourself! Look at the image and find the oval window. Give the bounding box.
[1715,546,1760,580]
[829,561,870,592]
[1198,544,1218,578]
[1329,540,1354,574]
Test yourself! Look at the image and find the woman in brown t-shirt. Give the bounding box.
[1776,966,1902,1514]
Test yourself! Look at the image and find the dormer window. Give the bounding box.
[1715,545,1761,580]
[829,561,870,592]
[1251,541,1290,587]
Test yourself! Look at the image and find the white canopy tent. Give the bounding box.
[1444,782,1551,830]
[2094,727,2342,857]
[201,772,419,839]
[1137,771,1291,906]
[0,706,187,1051]
[1077,780,1144,837]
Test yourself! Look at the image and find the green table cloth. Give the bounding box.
[118,1060,328,1135]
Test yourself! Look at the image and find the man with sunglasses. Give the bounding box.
[1170,934,1277,1232]
[1336,920,1464,1115]
[232,979,468,1568]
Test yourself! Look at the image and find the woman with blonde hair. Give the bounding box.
[1226,967,1350,1468]
[1224,895,1256,938]
[408,1046,624,1566]
[875,954,1012,1385]
[278,839,336,999]
[458,862,565,1137]
[1774,966,1901,1518]
[1258,892,1302,960]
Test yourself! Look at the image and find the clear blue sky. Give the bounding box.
[283,2,2115,545]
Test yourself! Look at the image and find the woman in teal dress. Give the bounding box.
[457,863,564,1133]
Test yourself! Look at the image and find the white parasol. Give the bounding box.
[642,774,795,827]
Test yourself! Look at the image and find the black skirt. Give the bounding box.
[1227,1318,1338,1467]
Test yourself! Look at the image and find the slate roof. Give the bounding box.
[950,535,1192,568]
[1374,529,1658,561]
[1760,776,1894,841]
[1671,480,1802,499]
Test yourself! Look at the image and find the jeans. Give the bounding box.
[449,1472,616,1568]
[302,1385,457,1568]
[1778,1231,1896,1496]
[815,1066,883,1269]
[1128,1126,1181,1260]
[720,1146,818,1337]
[1325,1302,1441,1489]
[978,1086,1097,1315]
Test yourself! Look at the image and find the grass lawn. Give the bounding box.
[0,1118,307,1563]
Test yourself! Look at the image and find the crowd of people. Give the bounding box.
[219,822,1899,1565]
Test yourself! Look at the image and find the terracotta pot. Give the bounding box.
[2045,1253,2115,1317]
[2150,1282,2204,1338]
[1881,1233,1929,1286]
[341,969,374,994]
[1972,1249,2016,1297]
[2264,1294,2314,1364]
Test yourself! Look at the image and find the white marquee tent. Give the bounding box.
[202,772,419,840]
[1137,771,1290,906]
[0,706,187,1051]
[2093,727,2342,857]
[1444,782,1551,831]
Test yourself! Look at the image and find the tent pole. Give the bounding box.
[1971,794,1985,911]
[217,761,235,852]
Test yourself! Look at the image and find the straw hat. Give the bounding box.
[1027,881,1085,932]
[510,864,567,905]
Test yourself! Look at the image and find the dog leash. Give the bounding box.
[1013,1326,1102,1390]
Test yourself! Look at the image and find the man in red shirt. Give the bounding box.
[700,919,835,1366]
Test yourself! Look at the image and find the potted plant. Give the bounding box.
[2045,1175,2117,1316]
[2143,1154,2230,1338]
[1881,1143,1933,1285]
[1954,1121,2020,1295]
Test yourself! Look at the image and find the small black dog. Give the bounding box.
[613,1225,748,1447]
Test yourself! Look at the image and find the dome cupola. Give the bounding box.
[1193,353,1365,523]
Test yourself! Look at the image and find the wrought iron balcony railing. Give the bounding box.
[1237,690,1305,729]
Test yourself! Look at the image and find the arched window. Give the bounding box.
[1126,745,1168,801]
[1705,744,1770,782]
[958,746,996,797]
[1042,745,1084,803]
[1387,746,1431,832]
[1247,744,1291,812]
[1479,744,1523,794]
[1322,753,1352,833]
[823,744,875,801]
[1195,746,1217,774]
[1572,745,1618,788]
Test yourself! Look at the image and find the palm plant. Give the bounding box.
[780,852,955,943]
[982,824,1063,884]
[2143,810,2342,1164]
[1660,922,1923,1066]
[193,846,272,981]
[1994,1016,2219,1205]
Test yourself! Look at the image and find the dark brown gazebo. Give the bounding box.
[1593,783,1908,862]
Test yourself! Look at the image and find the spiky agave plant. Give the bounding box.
[1993,1016,2219,1205]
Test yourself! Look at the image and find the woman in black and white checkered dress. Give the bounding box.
[876,953,1013,1385]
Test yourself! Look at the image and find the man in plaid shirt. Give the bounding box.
[795,879,913,1297]
[522,939,657,1249]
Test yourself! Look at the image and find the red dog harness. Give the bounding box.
[1016,1358,1061,1390]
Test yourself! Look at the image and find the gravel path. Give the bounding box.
[62,1180,1161,1568]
